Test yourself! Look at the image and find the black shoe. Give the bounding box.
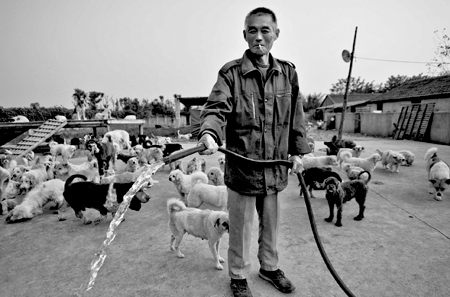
[259,269,296,293]
[230,279,253,297]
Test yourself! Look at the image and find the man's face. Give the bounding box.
[243,14,279,57]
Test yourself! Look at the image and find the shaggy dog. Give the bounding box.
[217,155,225,172]
[337,147,365,166]
[177,130,193,141]
[2,180,21,200]
[19,164,49,195]
[168,169,208,201]
[186,157,206,175]
[375,149,405,173]
[299,167,342,198]
[54,160,100,182]
[206,167,225,186]
[322,176,369,227]
[340,151,381,172]
[103,129,131,151]
[5,179,67,223]
[341,163,372,183]
[125,157,140,173]
[63,174,151,225]
[87,135,116,175]
[425,147,450,201]
[167,198,229,270]
[10,165,30,182]
[137,147,164,166]
[187,183,228,211]
[398,150,415,166]
[300,155,339,171]
[331,135,356,149]
[0,168,17,214]
[49,141,77,163]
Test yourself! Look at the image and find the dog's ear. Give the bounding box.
[222,221,229,231]
[214,218,221,229]
[445,179,450,185]
[429,179,437,185]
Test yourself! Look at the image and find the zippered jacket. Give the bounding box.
[200,50,311,195]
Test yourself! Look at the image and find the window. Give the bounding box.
[376,102,383,111]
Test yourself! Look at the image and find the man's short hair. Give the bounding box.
[244,7,277,29]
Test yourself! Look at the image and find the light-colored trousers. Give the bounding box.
[227,188,280,279]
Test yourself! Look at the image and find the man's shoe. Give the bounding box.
[259,269,296,293]
[230,278,253,297]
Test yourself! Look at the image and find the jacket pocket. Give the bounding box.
[274,91,292,125]
[234,92,259,128]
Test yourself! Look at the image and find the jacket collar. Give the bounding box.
[241,50,282,76]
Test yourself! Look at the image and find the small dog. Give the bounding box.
[425,147,450,201]
[187,183,228,211]
[5,179,68,223]
[177,130,193,141]
[324,141,340,156]
[63,174,151,224]
[87,135,116,175]
[331,135,356,149]
[398,150,415,166]
[341,163,372,183]
[117,153,136,164]
[375,149,405,173]
[206,167,225,186]
[137,147,164,166]
[299,167,342,198]
[322,176,369,227]
[168,169,208,201]
[49,141,77,163]
[186,157,206,174]
[54,160,100,182]
[300,155,339,171]
[217,155,225,172]
[103,130,131,151]
[340,151,381,172]
[125,157,140,173]
[19,164,49,195]
[337,147,365,166]
[167,198,229,270]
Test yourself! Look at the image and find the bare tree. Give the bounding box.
[427,28,450,76]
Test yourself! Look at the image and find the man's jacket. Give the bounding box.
[200,50,310,195]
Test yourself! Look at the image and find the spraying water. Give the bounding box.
[75,161,165,295]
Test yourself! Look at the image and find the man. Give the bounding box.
[197,7,310,297]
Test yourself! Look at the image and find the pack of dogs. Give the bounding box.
[1,128,449,271]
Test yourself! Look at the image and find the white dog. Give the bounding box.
[125,157,140,173]
[55,115,67,121]
[103,130,131,151]
[54,160,100,182]
[217,155,225,172]
[301,155,339,171]
[177,130,193,141]
[49,141,77,163]
[186,157,206,175]
[187,183,228,211]
[168,169,208,201]
[19,164,48,194]
[206,167,225,186]
[375,149,405,173]
[137,147,164,166]
[398,150,415,166]
[425,147,450,201]
[167,198,229,270]
[337,146,365,166]
[341,163,371,183]
[5,179,67,222]
[340,151,381,172]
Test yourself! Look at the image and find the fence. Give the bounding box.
[144,115,187,127]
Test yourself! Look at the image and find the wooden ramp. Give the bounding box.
[9,119,67,158]
[393,103,435,141]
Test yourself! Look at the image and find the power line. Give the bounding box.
[354,56,449,64]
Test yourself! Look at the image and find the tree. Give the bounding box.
[87,91,104,110]
[381,74,428,92]
[427,28,450,76]
[30,102,40,109]
[304,93,325,111]
[330,76,381,94]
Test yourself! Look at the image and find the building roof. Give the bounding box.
[178,97,208,107]
[367,75,450,103]
[321,93,380,106]
[317,99,368,110]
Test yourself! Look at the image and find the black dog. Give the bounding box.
[324,141,340,156]
[117,153,136,164]
[322,173,369,227]
[63,174,151,225]
[331,135,356,149]
[86,135,116,175]
[298,167,342,198]
[149,143,183,157]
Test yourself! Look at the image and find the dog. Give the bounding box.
[125,157,140,173]
[49,141,77,163]
[137,147,164,166]
[63,174,152,224]
[322,176,369,227]
[168,169,208,201]
[425,147,450,201]
[300,155,338,171]
[10,165,29,182]
[103,129,131,151]
[177,130,193,141]
[206,167,225,186]
[87,135,116,175]
[324,141,340,156]
[19,164,49,195]
[186,157,206,174]
[307,137,315,153]
[375,149,405,173]
[340,151,381,172]
[299,167,342,198]
[117,153,137,164]
[398,150,415,166]
[336,147,365,166]
[167,198,229,270]
[5,179,68,223]
[54,160,100,182]
[217,155,225,172]
[341,163,372,183]
[331,135,356,149]
[187,183,228,211]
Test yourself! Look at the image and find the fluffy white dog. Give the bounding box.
[187,183,228,211]
[103,130,131,151]
[49,141,76,163]
[186,157,206,175]
[206,167,225,186]
[300,155,339,171]
[5,179,67,222]
[19,164,48,194]
[398,150,415,166]
[425,147,450,201]
[337,146,365,166]
[54,160,100,182]
[125,157,140,173]
[167,198,229,270]
[340,151,381,172]
[217,155,225,172]
[177,130,193,141]
[375,149,405,173]
[168,169,208,201]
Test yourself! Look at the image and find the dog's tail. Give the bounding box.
[167,198,186,215]
[424,147,438,161]
[358,170,372,184]
[64,174,87,192]
[375,148,383,156]
[340,150,352,162]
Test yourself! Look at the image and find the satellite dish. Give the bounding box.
[342,50,351,63]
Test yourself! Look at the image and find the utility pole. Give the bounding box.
[337,26,358,141]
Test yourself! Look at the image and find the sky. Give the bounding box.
[0,0,448,108]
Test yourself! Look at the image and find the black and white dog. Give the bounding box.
[63,174,151,225]
[86,134,116,175]
[299,167,342,198]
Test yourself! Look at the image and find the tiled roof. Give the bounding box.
[321,93,380,106]
[367,75,450,103]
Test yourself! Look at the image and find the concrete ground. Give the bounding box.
[0,137,449,297]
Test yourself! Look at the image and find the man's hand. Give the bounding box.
[198,133,219,155]
[289,155,303,175]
